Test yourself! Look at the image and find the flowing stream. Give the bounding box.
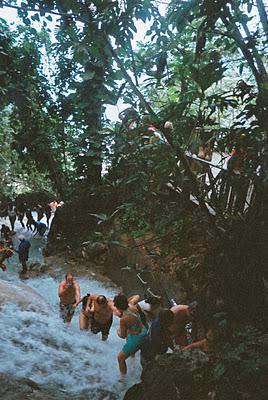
[0,215,141,399]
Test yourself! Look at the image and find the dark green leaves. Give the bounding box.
[213,363,225,380]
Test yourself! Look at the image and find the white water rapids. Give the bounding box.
[0,215,141,399]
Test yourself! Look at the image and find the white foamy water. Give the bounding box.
[0,216,141,398]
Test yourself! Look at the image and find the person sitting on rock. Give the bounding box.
[79,294,114,341]
[58,273,81,323]
[113,293,148,377]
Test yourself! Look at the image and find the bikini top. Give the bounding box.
[123,309,143,335]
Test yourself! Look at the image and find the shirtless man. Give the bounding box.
[58,273,80,323]
[79,294,113,341]
[170,302,197,346]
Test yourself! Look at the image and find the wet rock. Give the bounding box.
[28,262,49,275]
[0,279,50,313]
[81,241,108,262]
[124,351,210,400]
[0,374,119,400]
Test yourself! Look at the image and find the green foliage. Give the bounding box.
[211,326,268,399]
[0,20,66,194]
[0,106,54,196]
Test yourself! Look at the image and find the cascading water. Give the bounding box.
[0,215,141,399]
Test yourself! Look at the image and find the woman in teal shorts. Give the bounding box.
[113,294,148,376]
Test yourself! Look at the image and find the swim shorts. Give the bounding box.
[91,314,113,338]
[60,302,75,323]
[122,326,148,356]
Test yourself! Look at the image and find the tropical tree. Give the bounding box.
[0,18,66,194]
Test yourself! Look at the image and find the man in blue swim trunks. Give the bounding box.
[113,294,147,377]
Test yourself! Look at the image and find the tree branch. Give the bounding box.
[229,2,267,76]
[221,8,262,87]
[105,38,157,117]
[2,1,72,18]
[256,0,268,41]
[127,37,139,87]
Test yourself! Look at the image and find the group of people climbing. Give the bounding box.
[119,107,247,174]
[58,273,211,378]
[118,107,174,147]
[0,199,61,273]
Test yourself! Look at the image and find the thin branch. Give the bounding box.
[256,0,268,41]
[127,37,139,87]
[2,1,73,18]
[230,2,267,76]
[105,38,157,117]
[221,8,262,87]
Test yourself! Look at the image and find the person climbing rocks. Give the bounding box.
[16,235,31,274]
[49,200,58,214]
[119,107,140,131]
[78,293,91,330]
[140,309,175,365]
[79,294,114,341]
[58,273,81,323]
[1,224,11,240]
[181,327,215,353]
[25,208,35,231]
[128,294,162,327]
[16,202,27,229]
[33,220,47,237]
[36,204,44,222]
[0,240,14,271]
[170,301,198,346]
[141,115,166,146]
[44,204,52,227]
[113,293,148,377]
[227,145,246,174]
[7,203,16,231]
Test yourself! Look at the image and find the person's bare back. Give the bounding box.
[90,294,113,324]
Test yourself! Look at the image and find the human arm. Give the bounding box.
[58,282,66,298]
[81,294,94,314]
[117,317,128,339]
[128,294,140,305]
[73,282,81,306]
[182,338,209,352]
